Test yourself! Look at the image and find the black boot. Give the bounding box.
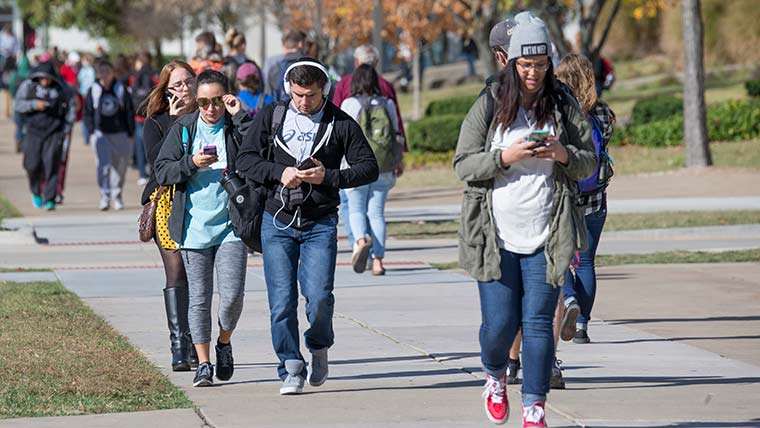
[164,287,192,371]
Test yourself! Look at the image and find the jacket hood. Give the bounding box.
[30,61,59,82]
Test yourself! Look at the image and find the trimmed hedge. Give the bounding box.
[630,95,683,125]
[616,98,760,147]
[745,78,760,97]
[425,95,478,117]
[407,114,465,152]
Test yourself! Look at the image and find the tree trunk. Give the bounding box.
[259,7,267,64]
[413,46,422,120]
[476,27,496,78]
[681,0,712,167]
[153,38,163,68]
[373,0,383,72]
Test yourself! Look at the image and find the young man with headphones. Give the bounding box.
[237,57,379,395]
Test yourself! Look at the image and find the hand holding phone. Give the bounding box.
[296,157,317,170]
[203,145,217,156]
[526,129,550,149]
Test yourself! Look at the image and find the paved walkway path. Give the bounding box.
[2,111,760,427]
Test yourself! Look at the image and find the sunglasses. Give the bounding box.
[197,96,224,108]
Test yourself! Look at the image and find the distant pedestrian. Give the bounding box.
[221,27,262,94]
[130,51,158,185]
[332,44,407,244]
[84,60,135,211]
[190,31,224,75]
[77,54,96,145]
[14,61,74,210]
[556,53,616,345]
[264,30,306,101]
[453,12,596,427]
[235,62,272,118]
[340,64,403,275]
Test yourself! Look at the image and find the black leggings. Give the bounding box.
[155,238,188,288]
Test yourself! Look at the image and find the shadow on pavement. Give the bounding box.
[608,315,760,324]
[594,334,760,344]
[565,375,760,390]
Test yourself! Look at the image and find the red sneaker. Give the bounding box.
[482,374,508,424]
[522,402,548,428]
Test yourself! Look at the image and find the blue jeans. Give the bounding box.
[261,211,338,380]
[134,121,148,179]
[81,121,90,146]
[563,206,607,328]
[338,189,354,244]
[14,111,25,143]
[346,172,395,258]
[478,247,560,407]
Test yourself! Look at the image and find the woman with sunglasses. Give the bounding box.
[453,12,595,427]
[141,60,198,372]
[155,69,252,387]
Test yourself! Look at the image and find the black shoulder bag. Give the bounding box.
[225,103,287,253]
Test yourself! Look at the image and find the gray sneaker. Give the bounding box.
[309,348,329,387]
[561,298,580,341]
[280,359,305,395]
[550,358,566,389]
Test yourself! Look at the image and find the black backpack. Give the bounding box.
[226,103,287,253]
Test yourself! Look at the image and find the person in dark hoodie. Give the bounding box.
[14,61,75,210]
[236,58,378,395]
[84,60,135,211]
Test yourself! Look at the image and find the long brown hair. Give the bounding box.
[495,58,559,131]
[145,60,196,118]
[555,54,597,114]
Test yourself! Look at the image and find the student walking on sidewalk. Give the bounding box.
[154,70,252,387]
[14,61,75,210]
[556,54,616,345]
[141,60,199,372]
[453,12,596,428]
[84,61,135,211]
[237,58,378,395]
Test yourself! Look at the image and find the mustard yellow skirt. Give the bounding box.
[151,186,178,251]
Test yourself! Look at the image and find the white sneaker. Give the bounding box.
[99,197,109,211]
[137,177,148,186]
[114,198,124,211]
[280,360,305,395]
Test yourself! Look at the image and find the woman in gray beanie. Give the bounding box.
[453,11,596,427]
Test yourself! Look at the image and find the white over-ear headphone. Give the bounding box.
[282,59,332,97]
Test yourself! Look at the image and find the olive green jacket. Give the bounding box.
[453,82,596,286]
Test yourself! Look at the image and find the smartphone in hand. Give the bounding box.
[527,129,550,149]
[203,145,217,156]
[296,157,317,170]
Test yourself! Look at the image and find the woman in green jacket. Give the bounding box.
[453,12,596,428]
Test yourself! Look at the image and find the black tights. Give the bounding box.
[155,239,188,289]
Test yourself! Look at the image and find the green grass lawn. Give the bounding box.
[397,139,760,189]
[0,281,192,418]
[430,248,760,270]
[387,210,760,240]
[0,194,21,223]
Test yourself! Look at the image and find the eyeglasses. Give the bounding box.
[168,78,195,92]
[197,96,224,108]
[516,60,550,72]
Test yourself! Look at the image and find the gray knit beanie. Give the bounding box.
[507,11,552,61]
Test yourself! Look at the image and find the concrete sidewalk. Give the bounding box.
[2,261,759,428]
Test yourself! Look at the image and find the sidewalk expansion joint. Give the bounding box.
[334,311,480,380]
[193,405,216,428]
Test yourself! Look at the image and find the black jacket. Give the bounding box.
[236,101,379,228]
[83,80,135,136]
[154,110,252,242]
[140,111,177,204]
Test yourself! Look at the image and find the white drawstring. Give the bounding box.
[273,183,313,231]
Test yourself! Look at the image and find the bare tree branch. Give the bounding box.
[592,0,621,57]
